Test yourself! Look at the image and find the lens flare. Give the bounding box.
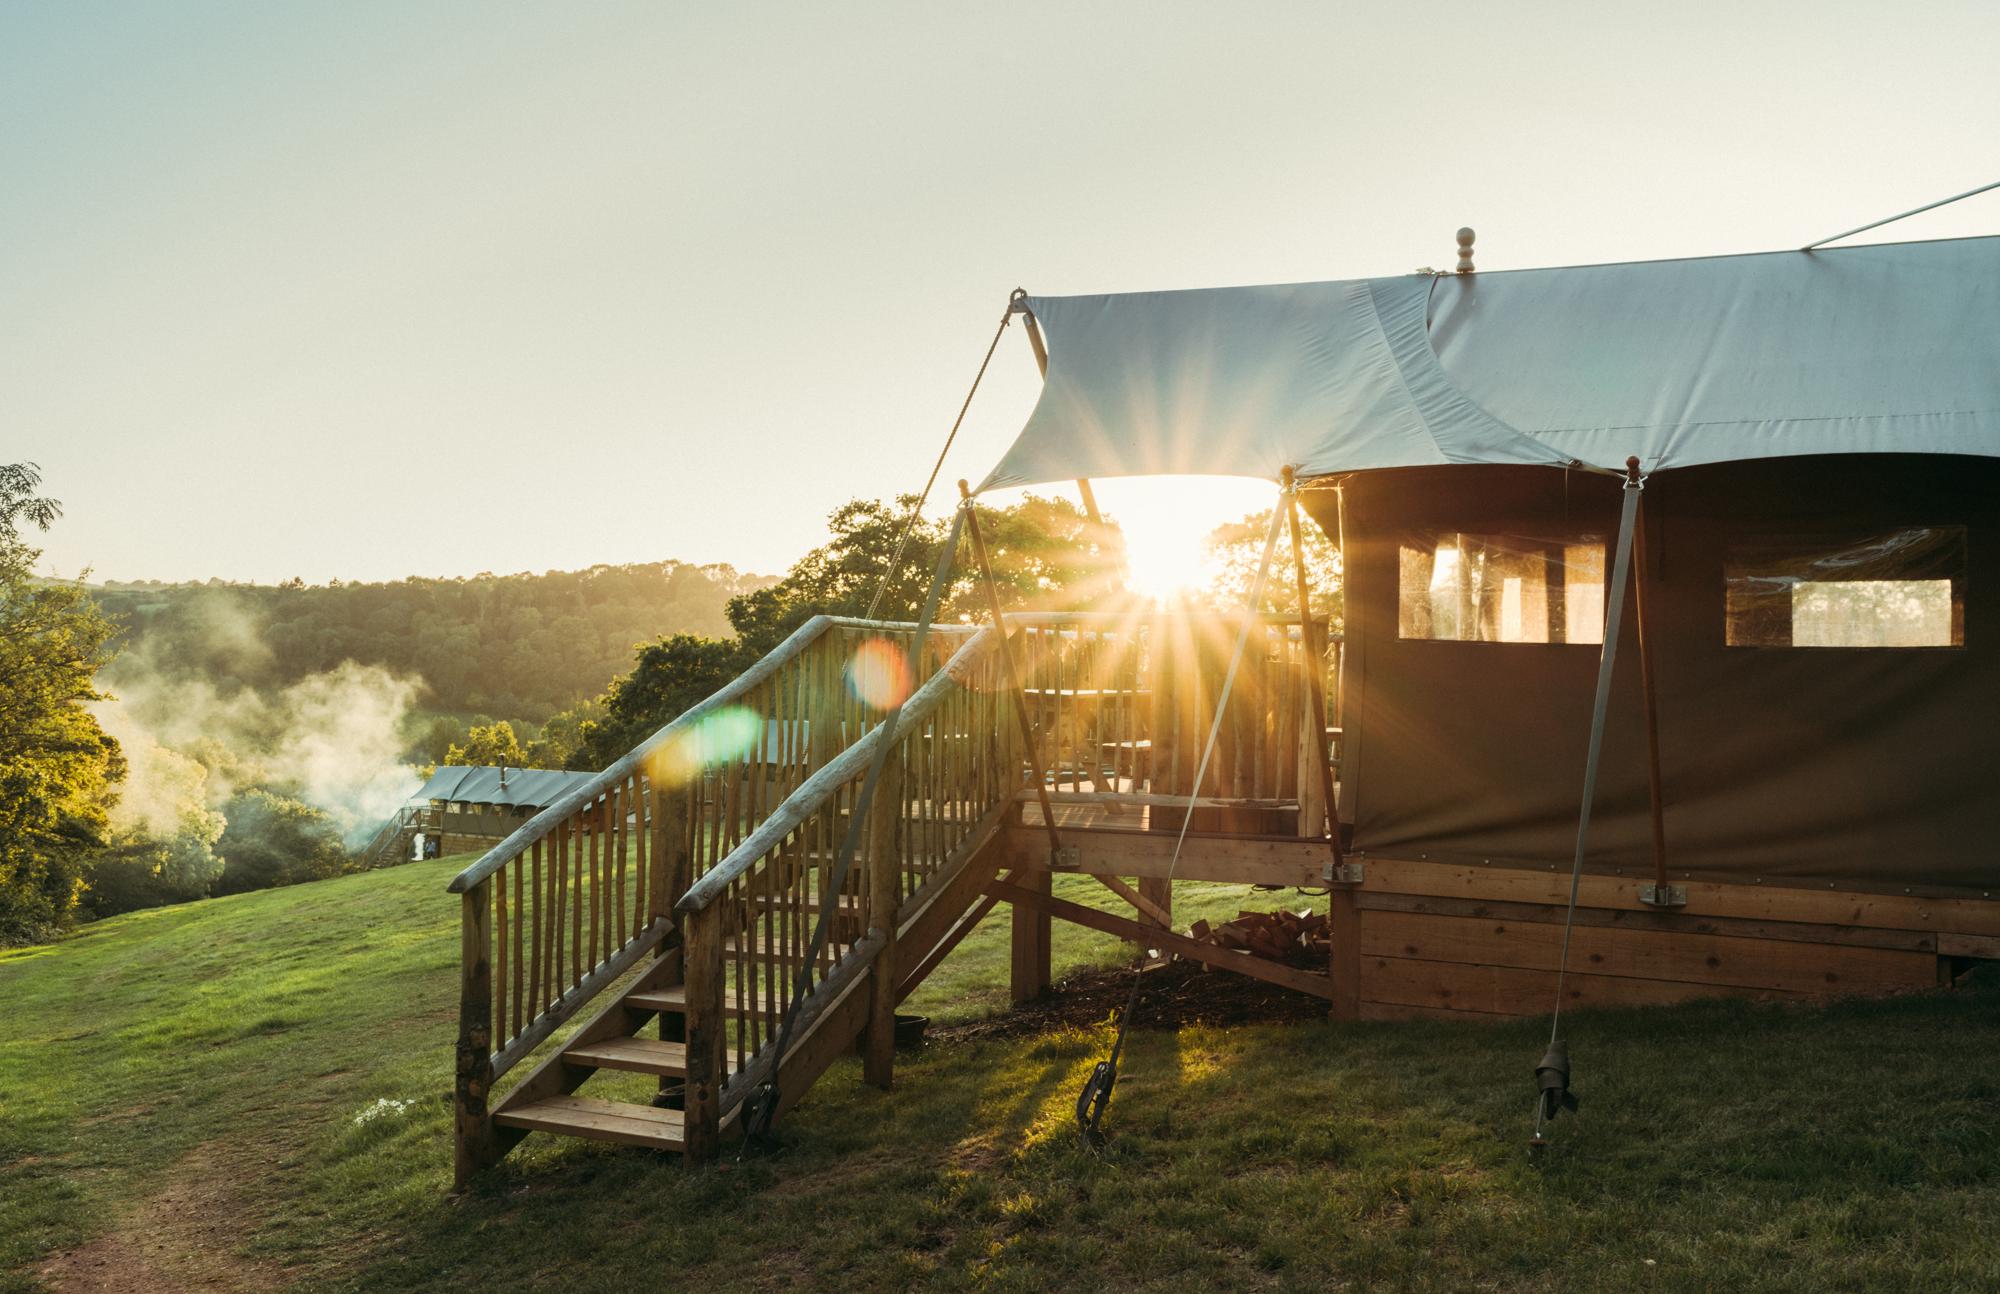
[847,638,912,711]
[646,706,764,786]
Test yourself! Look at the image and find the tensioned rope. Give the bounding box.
[1077,498,1289,1144]
[1533,465,1644,1145]
[862,305,1016,621]
[1802,177,2000,251]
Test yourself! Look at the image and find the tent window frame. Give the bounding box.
[1723,525,1967,650]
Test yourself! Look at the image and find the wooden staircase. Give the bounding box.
[448,615,1020,1183]
[446,609,1341,1184]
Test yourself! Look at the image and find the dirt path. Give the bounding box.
[38,1141,288,1293]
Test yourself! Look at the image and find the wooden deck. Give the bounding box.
[998,813,1998,1020]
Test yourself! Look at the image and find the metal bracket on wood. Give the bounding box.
[1052,845,1081,869]
[1639,883,1688,908]
[1323,861,1364,885]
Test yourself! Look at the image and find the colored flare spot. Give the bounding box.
[646,706,763,786]
[847,638,912,711]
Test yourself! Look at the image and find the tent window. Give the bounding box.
[1725,527,1965,648]
[1398,532,1606,644]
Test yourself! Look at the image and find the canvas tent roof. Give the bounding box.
[978,234,2000,492]
[416,765,599,809]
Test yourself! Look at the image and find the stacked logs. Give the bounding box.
[1186,908,1329,965]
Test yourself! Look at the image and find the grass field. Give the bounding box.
[4,855,1997,1293]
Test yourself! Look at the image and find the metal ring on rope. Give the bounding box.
[1077,494,1291,1148]
[1531,458,1645,1150]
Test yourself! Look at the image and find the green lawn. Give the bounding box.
[3,856,1997,1292]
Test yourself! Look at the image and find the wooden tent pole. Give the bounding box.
[1282,468,1343,865]
[1630,487,1670,894]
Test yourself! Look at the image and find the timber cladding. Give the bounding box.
[1009,824,1995,1019]
[1347,856,1987,1020]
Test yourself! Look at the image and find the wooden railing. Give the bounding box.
[447,615,975,1175]
[670,625,1014,1156]
[450,609,1340,1174]
[1011,612,1341,829]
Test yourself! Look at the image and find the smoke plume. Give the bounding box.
[94,593,424,849]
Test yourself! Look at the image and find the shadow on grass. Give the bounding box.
[321,970,2000,1293]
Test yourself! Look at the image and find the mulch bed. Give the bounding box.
[931,951,1329,1043]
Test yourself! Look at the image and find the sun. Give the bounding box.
[1092,475,1281,604]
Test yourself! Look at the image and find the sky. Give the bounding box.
[6,0,2000,586]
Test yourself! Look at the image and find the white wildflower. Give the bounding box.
[352,1097,416,1127]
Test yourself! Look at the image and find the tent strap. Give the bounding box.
[1535,456,1644,1142]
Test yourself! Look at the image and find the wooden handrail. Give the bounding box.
[446,615,964,894]
[674,625,999,916]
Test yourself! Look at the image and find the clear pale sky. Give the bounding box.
[7,1,1998,584]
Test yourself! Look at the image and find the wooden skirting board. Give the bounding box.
[997,823,1998,1020]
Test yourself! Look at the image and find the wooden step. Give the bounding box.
[494,1094,687,1151]
[626,984,782,1018]
[562,1035,752,1076]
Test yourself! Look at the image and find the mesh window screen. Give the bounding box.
[1725,527,1966,648]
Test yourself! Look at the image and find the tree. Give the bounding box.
[568,634,743,770]
[0,464,123,943]
[1204,507,1344,625]
[725,492,1122,656]
[444,720,529,769]
[213,789,348,894]
[568,493,1126,772]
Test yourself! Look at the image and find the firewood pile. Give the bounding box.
[1186,908,1329,965]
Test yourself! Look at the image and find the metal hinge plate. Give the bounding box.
[1323,861,1365,885]
[1639,883,1688,908]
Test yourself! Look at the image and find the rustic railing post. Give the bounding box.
[681,900,725,1163]
[452,878,498,1188]
[863,742,903,1089]
[655,780,691,1097]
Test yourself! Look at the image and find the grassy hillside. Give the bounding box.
[4,859,1997,1293]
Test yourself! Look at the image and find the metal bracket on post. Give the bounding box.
[1638,883,1688,908]
[1323,861,1365,886]
[1052,845,1080,869]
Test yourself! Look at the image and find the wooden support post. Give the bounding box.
[1011,866,1053,1002]
[1284,470,1343,864]
[1327,884,1361,1021]
[863,744,902,1089]
[960,481,1060,1002]
[680,902,725,1163]
[452,880,498,1188]
[1631,489,1670,893]
[1137,875,1172,935]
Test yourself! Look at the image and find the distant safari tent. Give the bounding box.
[407,765,601,858]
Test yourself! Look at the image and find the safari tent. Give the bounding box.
[993,234,2000,898]
[447,231,2000,1179]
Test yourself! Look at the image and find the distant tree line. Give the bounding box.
[94,560,771,724]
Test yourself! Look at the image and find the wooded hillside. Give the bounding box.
[91,562,775,722]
